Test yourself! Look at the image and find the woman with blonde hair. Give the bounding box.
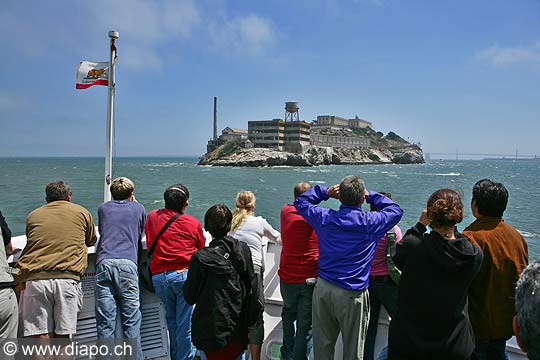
[229,191,281,360]
[388,189,483,360]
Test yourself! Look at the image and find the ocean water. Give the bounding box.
[1,157,538,259]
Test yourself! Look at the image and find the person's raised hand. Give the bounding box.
[363,188,370,202]
[327,184,340,199]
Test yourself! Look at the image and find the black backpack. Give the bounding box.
[216,241,264,327]
[187,243,246,351]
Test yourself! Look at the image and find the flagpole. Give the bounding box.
[104,30,119,202]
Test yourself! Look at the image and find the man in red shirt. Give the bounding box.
[278,182,319,360]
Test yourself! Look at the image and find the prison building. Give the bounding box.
[348,116,373,129]
[284,121,311,153]
[310,134,370,148]
[248,119,286,150]
[221,127,248,142]
[314,115,350,128]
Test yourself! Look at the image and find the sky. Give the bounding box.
[0,0,539,158]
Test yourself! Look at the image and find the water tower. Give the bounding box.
[285,101,300,122]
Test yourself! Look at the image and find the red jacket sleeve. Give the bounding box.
[195,223,206,250]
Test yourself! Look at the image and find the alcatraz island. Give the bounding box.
[199,99,424,167]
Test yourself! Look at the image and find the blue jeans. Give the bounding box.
[153,269,196,360]
[95,259,143,360]
[280,281,314,360]
[364,276,398,360]
[377,346,388,360]
[471,338,509,360]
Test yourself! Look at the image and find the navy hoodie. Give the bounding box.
[388,223,483,360]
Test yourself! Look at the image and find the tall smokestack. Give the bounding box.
[213,97,218,141]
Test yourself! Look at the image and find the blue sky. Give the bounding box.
[0,0,539,157]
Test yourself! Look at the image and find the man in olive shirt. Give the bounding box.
[463,179,528,360]
[16,181,97,338]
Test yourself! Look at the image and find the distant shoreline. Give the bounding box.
[483,157,539,161]
[0,155,202,159]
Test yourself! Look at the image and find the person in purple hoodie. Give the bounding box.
[294,175,403,360]
[95,177,146,359]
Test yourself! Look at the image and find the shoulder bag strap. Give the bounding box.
[147,212,182,258]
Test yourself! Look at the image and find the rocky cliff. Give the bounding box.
[198,143,424,167]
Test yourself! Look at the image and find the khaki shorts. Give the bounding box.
[20,279,83,336]
[0,288,18,338]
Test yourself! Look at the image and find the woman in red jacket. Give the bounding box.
[145,184,206,360]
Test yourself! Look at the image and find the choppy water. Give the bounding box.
[1,157,538,260]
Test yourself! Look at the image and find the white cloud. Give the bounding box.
[0,1,277,71]
[0,1,200,70]
[477,43,540,67]
[237,15,276,51]
[208,14,277,54]
[87,0,200,44]
[82,0,201,70]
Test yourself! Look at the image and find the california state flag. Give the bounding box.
[76,61,109,89]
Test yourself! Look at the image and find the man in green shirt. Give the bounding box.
[16,181,96,339]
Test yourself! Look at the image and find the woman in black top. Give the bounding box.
[184,204,257,360]
[388,189,483,360]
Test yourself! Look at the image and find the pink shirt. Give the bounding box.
[370,225,402,276]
